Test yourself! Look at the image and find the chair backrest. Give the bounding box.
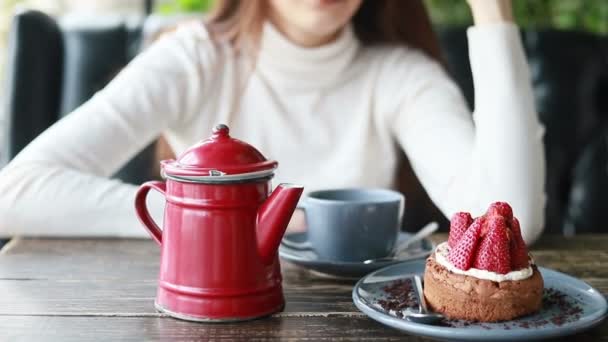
[3,10,63,161]
[58,15,143,116]
[2,10,156,185]
[435,27,608,234]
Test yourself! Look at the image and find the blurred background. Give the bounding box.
[1,0,607,236]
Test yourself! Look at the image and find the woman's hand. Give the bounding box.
[286,209,307,233]
[467,0,513,25]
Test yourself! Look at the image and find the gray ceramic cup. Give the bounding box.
[287,188,405,262]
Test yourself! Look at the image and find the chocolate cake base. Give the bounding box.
[423,254,543,322]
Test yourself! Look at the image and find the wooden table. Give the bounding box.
[0,234,606,341]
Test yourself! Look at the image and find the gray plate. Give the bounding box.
[279,232,434,279]
[352,260,607,341]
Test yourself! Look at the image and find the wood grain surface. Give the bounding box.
[0,234,606,341]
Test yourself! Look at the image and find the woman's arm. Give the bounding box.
[384,1,545,244]
[0,24,209,237]
[468,0,513,25]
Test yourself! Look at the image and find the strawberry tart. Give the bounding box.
[423,202,543,322]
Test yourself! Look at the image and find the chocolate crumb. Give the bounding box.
[518,322,530,329]
[376,284,584,330]
[377,279,419,315]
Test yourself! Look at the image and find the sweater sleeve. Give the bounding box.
[384,23,546,244]
[0,23,210,237]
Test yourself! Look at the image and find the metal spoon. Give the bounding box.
[363,222,439,264]
[404,275,444,324]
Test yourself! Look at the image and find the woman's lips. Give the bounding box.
[313,0,347,8]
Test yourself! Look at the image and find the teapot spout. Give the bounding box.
[256,183,304,265]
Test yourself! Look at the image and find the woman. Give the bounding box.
[0,0,545,243]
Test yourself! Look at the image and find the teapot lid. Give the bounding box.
[161,124,278,182]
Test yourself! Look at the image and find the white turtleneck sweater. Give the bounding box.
[0,21,546,243]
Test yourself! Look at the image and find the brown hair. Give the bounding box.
[206,0,443,62]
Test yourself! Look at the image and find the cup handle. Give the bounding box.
[134,181,166,246]
[281,199,313,250]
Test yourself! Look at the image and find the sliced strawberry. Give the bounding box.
[474,215,511,274]
[448,212,473,248]
[509,216,524,240]
[486,202,513,221]
[448,217,484,270]
[510,217,530,269]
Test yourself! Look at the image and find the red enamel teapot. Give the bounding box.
[134,124,303,322]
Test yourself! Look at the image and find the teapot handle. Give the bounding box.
[134,181,166,246]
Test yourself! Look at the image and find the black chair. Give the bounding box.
[437,27,608,235]
[384,28,608,236]
[2,10,158,184]
[0,10,159,247]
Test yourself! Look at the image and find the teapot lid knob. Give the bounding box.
[162,122,278,180]
[213,124,230,137]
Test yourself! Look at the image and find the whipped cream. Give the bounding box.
[434,242,533,282]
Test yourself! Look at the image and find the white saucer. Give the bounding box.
[279,232,434,279]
